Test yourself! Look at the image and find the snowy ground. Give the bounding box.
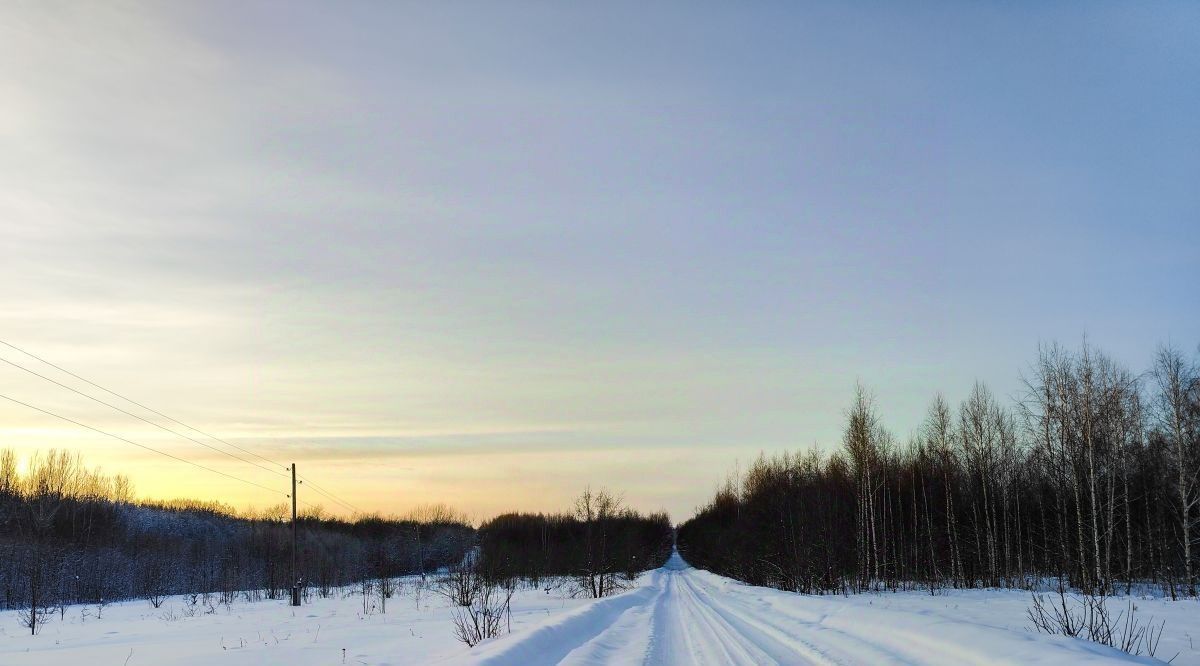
[4,553,1199,665]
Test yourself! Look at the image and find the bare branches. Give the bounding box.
[450,576,514,647]
[1028,588,1165,658]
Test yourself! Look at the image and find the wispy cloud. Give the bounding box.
[1,1,1197,520]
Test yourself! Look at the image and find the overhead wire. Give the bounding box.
[0,356,288,479]
[297,475,360,514]
[0,392,286,497]
[0,338,289,470]
[0,338,364,515]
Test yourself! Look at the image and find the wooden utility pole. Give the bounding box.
[291,462,301,607]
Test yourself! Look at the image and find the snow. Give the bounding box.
[456,553,1193,665]
[4,552,1198,665]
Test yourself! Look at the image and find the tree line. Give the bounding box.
[477,488,673,597]
[423,489,671,648]
[0,449,472,632]
[678,341,1200,597]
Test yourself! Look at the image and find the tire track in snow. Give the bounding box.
[683,573,1000,665]
[649,563,779,664]
[458,552,831,665]
[676,570,847,666]
[449,551,1140,665]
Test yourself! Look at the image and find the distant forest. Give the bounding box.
[678,342,1200,597]
[0,447,673,636]
[477,488,673,595]
[0,449,473,616]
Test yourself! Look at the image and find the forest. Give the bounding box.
[477,488,673,593]
[443,490,672,646]
[0,446,672,639]
[0,449,473,627]
[678,342,1200,598]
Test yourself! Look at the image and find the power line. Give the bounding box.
[0,356,288,480]
[0,338,363,515]
[0,392,286,497]
[299,475,359,512]
[299,482,348,511]
[3,387,323,513]
[0,338,288,470]
[298,475,360,514]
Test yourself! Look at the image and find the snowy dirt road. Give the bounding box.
[457,551,1162,665]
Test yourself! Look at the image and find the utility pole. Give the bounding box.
[291,463,301,607]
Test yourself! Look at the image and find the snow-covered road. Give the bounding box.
[459,551,1160,665]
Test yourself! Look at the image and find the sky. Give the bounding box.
[1,1,1197,522]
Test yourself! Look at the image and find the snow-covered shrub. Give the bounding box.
[1027,588,1166,658]
[451,576,513,647]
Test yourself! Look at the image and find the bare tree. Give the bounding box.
[574,487,626,598]
[438,562,481,607]
[1153,344,1199,595]
[843,384,889,589]
[450,575,513,647]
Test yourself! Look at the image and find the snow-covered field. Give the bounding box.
[4,553,1198,665]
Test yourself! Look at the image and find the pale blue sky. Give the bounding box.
[1,2,1197,519]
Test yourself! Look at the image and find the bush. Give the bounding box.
[1027,588,1166,658]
